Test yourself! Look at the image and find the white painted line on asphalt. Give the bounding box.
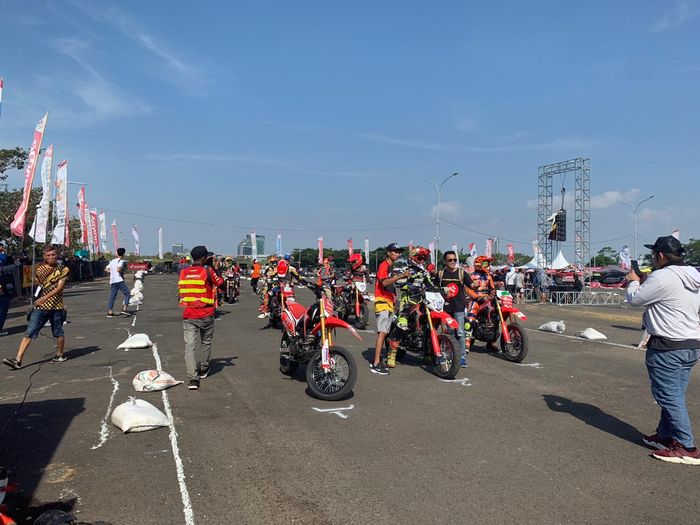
[524,328,638,350]
[515,362,544,369]
[91,366,119,450]
[312,405,354,419]
[439,378,472,387]
[151,344,195,525]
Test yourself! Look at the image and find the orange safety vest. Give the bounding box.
[178,266,216,308]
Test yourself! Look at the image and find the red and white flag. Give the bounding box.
[507,244,515,263]
[51,160,69,246]
[11,113,48,237]
[131,224,140,256]
[111,220,119,252]
[469,243,477,258]
[318,237,324,263]
[347,238,353,255]
[77,186,88,246]
[485,239,493,258]
[90,209,99,255]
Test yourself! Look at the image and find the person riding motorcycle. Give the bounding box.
[465,255,497,351]
[386,246,439,367]
[258,255,279,317]
[345,253,369,282]
[316,257,336,299]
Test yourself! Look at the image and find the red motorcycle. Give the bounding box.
[466,290,529,362]
[268,261,298,328]
[279,282,360,401]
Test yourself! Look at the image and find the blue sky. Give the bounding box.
[1,0,698,259]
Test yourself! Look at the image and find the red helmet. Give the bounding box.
[277,260,289,278]
[426,263,436,273]
[474,256,493,271]
[347,253,363,271]
[409,246,431,261]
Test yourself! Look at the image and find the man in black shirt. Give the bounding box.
[435,251,473,368]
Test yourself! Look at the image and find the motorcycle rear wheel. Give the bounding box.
[501,323,529,362]
[354,303,369,329]
[432,333,461,379]
[306,346,357,401]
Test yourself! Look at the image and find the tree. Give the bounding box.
[0,147,29,179]
[0,187,43,251]
[685,239,700,266]
[590,246,618,267]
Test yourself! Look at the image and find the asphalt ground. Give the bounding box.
[1,274,699,524]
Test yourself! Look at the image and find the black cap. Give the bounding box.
[190,245,209,260]
[385,243,405,253]
[643,236,685,256]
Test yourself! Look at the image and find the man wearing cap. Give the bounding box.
[626,235,700,464]
[370,244,409,375]
[177,245,224,390]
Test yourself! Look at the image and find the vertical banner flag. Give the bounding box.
[408,240,414,254]
[469,243,477,258]
[98,211,107,253]
[158,227,164,259]
[485,239,493,258]
[11,113,48,237]
[364,237,369,266]
[131,224,140,256]
[85,210,94,252]
[619,245,631,270]
[77,186,88,246]
[347,238,353,255]
[51,160,69,246]
[29,144,54,242]
[507,244,515,264]
[0,78,3,118]
[671,228,680,240]
[451,242,459,267]
[275,233,282,256]
[111,220,119,252]
[428,241,436,266]
[318,237,324,263]
[250,231,257,260]
[89,209,99,254]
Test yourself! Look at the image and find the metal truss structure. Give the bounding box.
[537,158,591,269]
[523,288,624,306]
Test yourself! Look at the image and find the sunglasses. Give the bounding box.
[446,258,457,262]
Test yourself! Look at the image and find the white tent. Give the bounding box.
[551,250,572,270]
[521,251,547,269]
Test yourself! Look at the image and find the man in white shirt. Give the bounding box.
[106,248,131,317]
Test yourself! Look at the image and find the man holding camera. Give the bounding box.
[626,235,700,464]
[178,246,223,390]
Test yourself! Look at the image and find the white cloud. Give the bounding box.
[430,200,461,218]
[591,189,642,209]
[652,0,699,32]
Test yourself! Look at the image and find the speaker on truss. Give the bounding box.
[548,209,567,242]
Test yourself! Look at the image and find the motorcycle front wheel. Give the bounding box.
[432,333,461,379]
[306,346,357,401]
[500,323,529,362]
[354,303,369,329]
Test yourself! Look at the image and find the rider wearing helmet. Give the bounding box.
[316,257,336,299]
[465,255,497,351]
[258,255,279,317]
[345,253,369,282]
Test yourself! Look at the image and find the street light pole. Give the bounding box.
[618,195,655,260]
[425,172,458,262]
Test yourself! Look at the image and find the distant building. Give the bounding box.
[236,234,265,258]
[172,243,185,255]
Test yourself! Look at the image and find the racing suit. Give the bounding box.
[465,269,496,349]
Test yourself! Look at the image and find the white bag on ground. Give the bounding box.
[539,320,566,334]
[133,370,183,392]
[111,398,169,433]
[132,281,143,291]
[578,327,607,340]
[118,333,153,349]
[130,291,144,301]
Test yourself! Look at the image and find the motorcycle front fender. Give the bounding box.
[311,316,363,341]
[430,310,459,329]
[500,306,527,321]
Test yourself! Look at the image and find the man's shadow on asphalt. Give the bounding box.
[21,346,102,368]
[207,356,237,377]
[543,394,643,446]
[360,347,438,375]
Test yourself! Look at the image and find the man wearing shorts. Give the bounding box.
[370,243,408,375]
[3,245,70,370]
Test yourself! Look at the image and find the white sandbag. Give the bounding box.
[130,291,144,301]
[539,320,566,334]
[117,333,153,349]
[133,370,183,392]
[134,270,146,279]
[111,398,169,433]
[129,299,142,307]
[578,327,607,340]
[132,281,144,291]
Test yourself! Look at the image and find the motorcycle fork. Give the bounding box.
[319,297,332,369]
[495,301,511,343]
[426,309,441,356]
[354,288,361,317]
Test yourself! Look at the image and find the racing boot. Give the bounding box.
[385,340,400,368]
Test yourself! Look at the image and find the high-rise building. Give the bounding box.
[236,234,265,257]
[172,243,185,255]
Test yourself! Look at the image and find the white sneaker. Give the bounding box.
[257,312,269,319]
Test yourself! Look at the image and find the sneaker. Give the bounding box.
[106,313,119,318]
[257,312,269,319]
[642,433,673,451]
[51,355,67,363]
[460,356,468,368]
[188,379,200,390]
[199,363,210,379]
[369,363,389,375]
[2,358,21,370]
[120,311,133,317]
[651,441,700,465]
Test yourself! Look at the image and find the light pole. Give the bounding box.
[425,172,458,262]
[618,195,654,260]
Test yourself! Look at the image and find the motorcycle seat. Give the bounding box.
[287,302,307,319]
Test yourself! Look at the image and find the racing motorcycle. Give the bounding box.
[279,282,360,401]
[222,269,240,304]
[339,277,370,329]
[386,287,462,379]
[466,290,529,362]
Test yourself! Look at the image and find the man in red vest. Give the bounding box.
[178,245,224,390]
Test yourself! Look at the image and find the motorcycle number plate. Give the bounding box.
[284,286,292,293]
[354,281,367,293]
[425,291,444,312]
